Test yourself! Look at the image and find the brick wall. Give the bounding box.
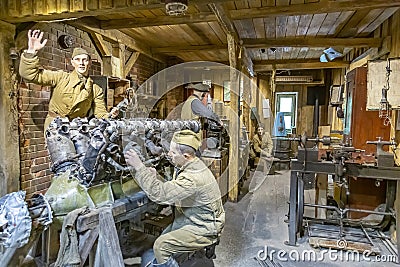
[18,22,102,199]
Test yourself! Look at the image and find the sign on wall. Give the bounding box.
[367,58,400,110]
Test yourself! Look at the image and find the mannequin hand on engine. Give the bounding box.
[125,149,145,171]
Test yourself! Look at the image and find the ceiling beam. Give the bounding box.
[254,61,349,71]
[101,12,217,29]
[67,20,166,63]
[153,44,226,53]
[230,0,400,20]
[0,0,233,23]
[208,3,254,76]
[243,37,382,48]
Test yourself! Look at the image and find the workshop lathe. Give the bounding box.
[285,134,399,256]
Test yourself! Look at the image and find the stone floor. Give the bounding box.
[214,169,398,267]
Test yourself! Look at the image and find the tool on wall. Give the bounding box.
[379,59,392,126]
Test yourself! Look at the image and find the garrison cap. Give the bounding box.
[186,83,210,92]
[72,47,90,59]
[171,130,201,150]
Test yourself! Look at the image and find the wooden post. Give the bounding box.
[0,21,19,195]
[227,33,240,202]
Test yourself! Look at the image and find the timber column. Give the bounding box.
[0,21,19,195]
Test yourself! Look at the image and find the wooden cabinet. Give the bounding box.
[344,67,390,153]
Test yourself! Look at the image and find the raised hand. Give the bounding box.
[27,30,48,53]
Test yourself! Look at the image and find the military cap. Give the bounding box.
[171,130,200,150]
[72,47,90,59]
[186,83,210,92]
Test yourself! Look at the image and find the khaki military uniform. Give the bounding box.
[250,132,273,158]
[134,157,225,263]
[19,53,108,130]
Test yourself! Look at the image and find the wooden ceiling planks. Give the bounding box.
[286,15,300,37]
[306,13,327,36]
[207,21,227,44]
[253,18,266,39]
[337,9,371,37]
[264,17,276,38]
[276,16,288,38]
[359,7,399,36]
[296,14,313,36]
[328,11,354,36]
[317,12,341,37]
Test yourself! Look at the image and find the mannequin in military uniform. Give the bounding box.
[124,130,225,267]
[249,124,273,170]
[180,83,221,125]
[19,29,118,131]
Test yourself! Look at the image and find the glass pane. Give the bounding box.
[279,97,293,112]
[284,116,292,129]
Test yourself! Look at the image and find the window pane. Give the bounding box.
[284,116,292,129]
[279,97,293,112]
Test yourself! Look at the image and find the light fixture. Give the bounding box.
[58,35,74,49]
[320,47,344,62]
[165,0,188,16]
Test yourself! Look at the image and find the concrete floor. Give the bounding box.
[214,169,399,267]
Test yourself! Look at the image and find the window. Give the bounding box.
[275,92,298,134]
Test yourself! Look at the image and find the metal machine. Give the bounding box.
[0,109,231,266]
[285,134,400,257]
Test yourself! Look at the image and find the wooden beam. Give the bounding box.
[254,61,349,71]
[209,3,253,75]
[153,44,226,53]
[124,52,140,77]
[227,33,240,203]
[230,0,400,20]
[67,21,166,63]
[0,21,20,195]
[208,3,239,41]
[0,0,233,23]
[90,32,110,56]
[243,37,382,48]
[101,12,217,29]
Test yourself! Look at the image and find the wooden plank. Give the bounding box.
[101,12,217,29]
[355,8,384,35]
[296,14,312,36]
[276,0,290,6]
[207,21,227,44]
[227,32,240,202]
[187,23,214,44]
[234,0,249,9]
[361,7,399,35]
[242,37,382,48]
[248,0,262,8]
[306,13,327,37]
[318,12,341,37]
[329,11,354,36]
[124,52,140,77]
[21,0,33,16]
[229,0,400,20]
[337,9,371,37]
[275,16,287,38]
[79,228,100,267]
[264,17,276,38]
[254,61,349,71]
[68,21,166,63]
[286,15,300,37]
[253,18,266,39]
[90,32,110,56]
[96,209,124,267]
